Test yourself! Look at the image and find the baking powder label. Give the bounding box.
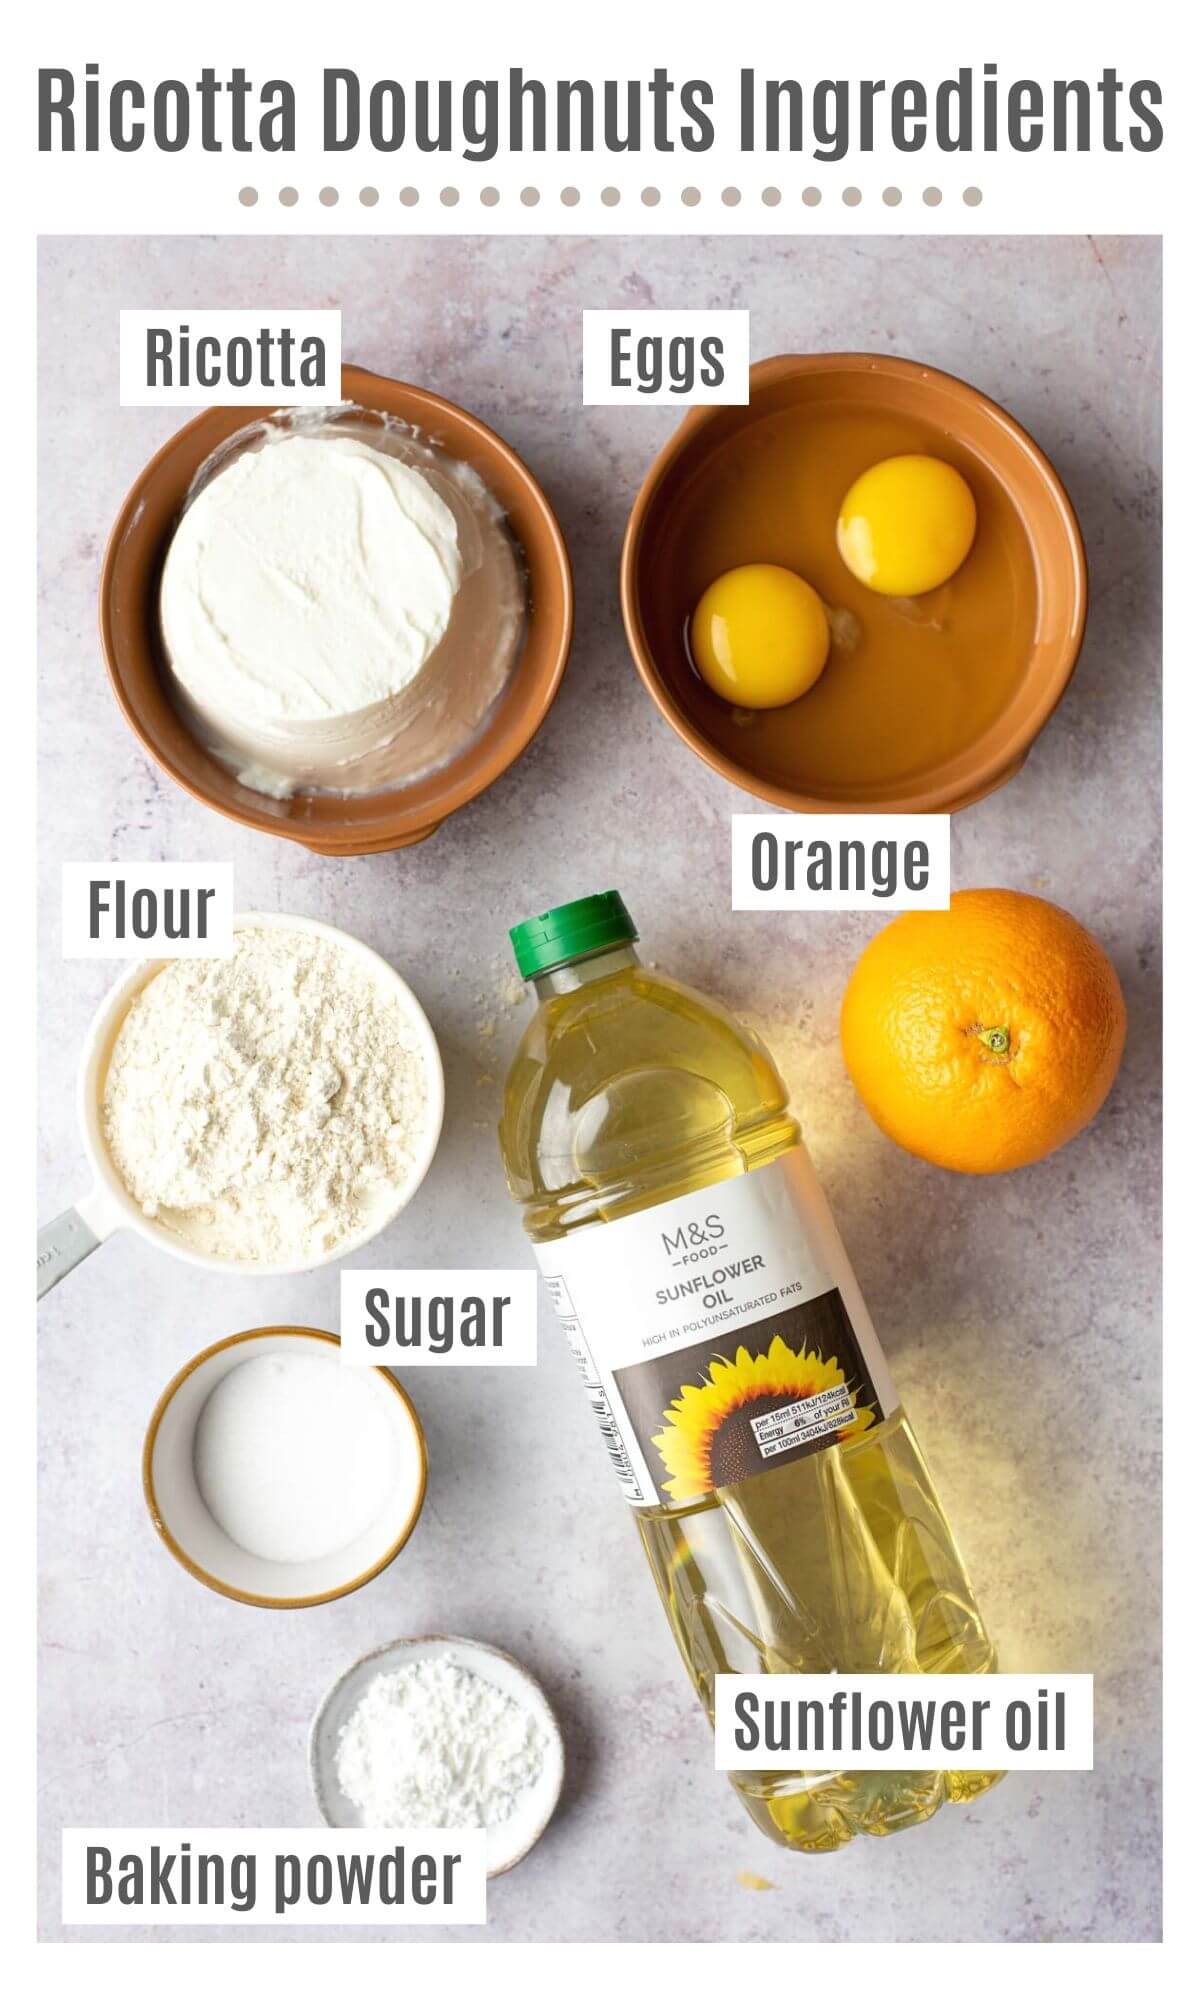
[533,1148,897,1507]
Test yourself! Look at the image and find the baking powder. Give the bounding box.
[335,1657,547,1830]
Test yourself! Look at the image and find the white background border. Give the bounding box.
[6,0,1183,1984]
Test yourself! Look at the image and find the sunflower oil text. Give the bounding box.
[715,1675,1094,1771]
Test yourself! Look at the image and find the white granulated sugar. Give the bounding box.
[102,925,430,1263]
[192,1351,409,1564]
[335,1657,547,1830]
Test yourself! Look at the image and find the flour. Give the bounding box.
[334,1657,547,1830]
[101,924,431,1263]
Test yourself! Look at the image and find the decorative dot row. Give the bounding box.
[240,184,983,209]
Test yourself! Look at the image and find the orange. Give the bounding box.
[839,889,1126,1174]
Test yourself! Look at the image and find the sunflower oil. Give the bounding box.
[500,892,1000,1854]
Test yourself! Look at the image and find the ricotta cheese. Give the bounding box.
[157,413,525,797]
[160,432,463,726]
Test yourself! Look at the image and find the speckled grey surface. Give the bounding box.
[37,235,1161,1943]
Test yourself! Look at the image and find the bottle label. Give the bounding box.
[533,1148,899,1508]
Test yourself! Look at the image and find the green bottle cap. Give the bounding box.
[509,892,638,981]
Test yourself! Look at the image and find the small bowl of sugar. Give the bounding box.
[309,1635,565,1878]
[143,1326,428,1610]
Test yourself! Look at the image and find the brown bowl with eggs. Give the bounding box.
[99,364,573,854]
[621,352,1087,815]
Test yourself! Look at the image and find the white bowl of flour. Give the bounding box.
[37,913,444,1295]
[310,1636,565,1878]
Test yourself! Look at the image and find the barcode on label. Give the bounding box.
[587,1391,646,1502]
[541,1266,648,1500]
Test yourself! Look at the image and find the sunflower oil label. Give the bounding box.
[533,1147,898,1507]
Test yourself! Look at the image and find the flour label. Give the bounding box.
[533,1148,897,1507]
[62,862,234,958]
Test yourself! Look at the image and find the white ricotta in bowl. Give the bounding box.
[162,433,464,725]
[158,411,525,796]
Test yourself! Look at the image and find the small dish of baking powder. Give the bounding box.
[310,1636,565,1877]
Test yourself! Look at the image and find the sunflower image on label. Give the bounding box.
[534,1147,898,1506]
[631,1301,879,1502]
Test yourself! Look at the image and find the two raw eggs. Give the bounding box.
[689,453,978,711]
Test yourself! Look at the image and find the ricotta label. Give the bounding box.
[119,309,341,405]
[533,1147,897,1507]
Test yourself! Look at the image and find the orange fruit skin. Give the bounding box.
[839,889,1127,1174]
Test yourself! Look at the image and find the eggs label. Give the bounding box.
[731,814,951,911]
[61,862,234,957]
[581,309,749,404]
[340,1269,539,1366]
[119,308,341,406]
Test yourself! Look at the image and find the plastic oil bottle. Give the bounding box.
[500,892,1000,1853]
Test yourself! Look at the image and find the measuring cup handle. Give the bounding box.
[37,1208,101,1298]
[37,1188,119,1301]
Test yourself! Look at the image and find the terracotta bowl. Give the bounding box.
[621,352,1087,815]
[100,364,573,853]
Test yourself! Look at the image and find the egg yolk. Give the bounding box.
[690,564,831,709]
[836,454,977,596]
